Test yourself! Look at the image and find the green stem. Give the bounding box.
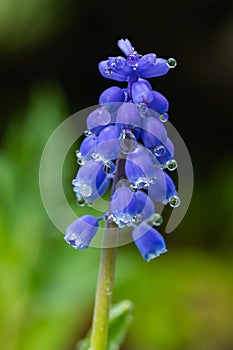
[90,221,118,350]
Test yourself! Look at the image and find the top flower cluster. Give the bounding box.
[64,39,179,261]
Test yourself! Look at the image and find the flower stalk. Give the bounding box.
[90,220,118,350]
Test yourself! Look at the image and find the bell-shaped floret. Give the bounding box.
[132,81,153,105]
[137,53,156,70]
[138,57,170,78]
[74,160,110,201]
[148,91,169,115]
[138,78,152,90]
[98,57,133,82]
[135,191,155,221]
[156,137,174,166]
[132,223,167,261]
[125,145,157,189]
[116,102,141,130]
[118,38,134,56]
[110,186,138,227]
[99,86,125,107]
[96,125,120,161]
[149,172,176,203]
[87,107,112,135]
[64,215,99,250]
[79,134,97,161]
[141,117,167,150]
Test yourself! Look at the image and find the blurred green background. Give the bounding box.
[0,0,233,349]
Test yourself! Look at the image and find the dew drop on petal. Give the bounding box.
[136,102,148,115]
[77,197,85,206]
[77,159,85,165]
[91,153,101,161]
[152,213,163,226]
[169,195,181,208]
[167,58,177,68]
[129,183,138,192]
[75,149,82,158]
[79,184,92,197]
[105,67,112,75]
[85,130,92,137]
[154,145,166,157]
[96,107,111,125]
[115,56,126,69]
[127,54,139,66]
[133,214,141,223]
[166,159,178,171]
[159,113,169,122]
[104,161,116,174]
[119,130,137,153]
[72,179,79,186]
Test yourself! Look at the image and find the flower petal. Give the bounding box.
[139,58,170,78]
[116,102,141,129]
[132,223,167,261]
[135,191,155,221]
[74,160,110,201]
[87,107,112,135]
[125,145,157,188]
[65,215,99,250]
[141,116,167,150]
[110,187,138,227]
[132,82,153,105]
[149,172,176,203]
[148,90,169,114]
[118,38,134,56]
[96,125,120,161]
[99,86,125,106]
[98,58,133,82]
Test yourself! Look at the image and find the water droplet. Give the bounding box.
[91,153,101,161]
[77,159,85,165]
[166,159,178,171]
[97,106,104,115]
[169,195,181,208]
[154,145,166,157]
[119,130,137,154]
[150,176,158,184]
[114,56,126,69]
[104,161,116,174]
[105,287,112,295]
[159,113,169,122]
[127,54,139,66]
[96,107,111,125]
[129,183,138,192]
[136,102,148,115]
[85,130,92,137]
[133,214,141,223]
[75,149,82,158]
[167,58,177,68]
[79,184,92,197]
[152,213,163,226]
[77,197,85,206]
[72,179,79,186]
[104,67,112,75]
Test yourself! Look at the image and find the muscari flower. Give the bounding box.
[65,39,180,261]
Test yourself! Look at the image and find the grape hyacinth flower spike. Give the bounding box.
[64,38,180,350]
[66,37,179,258]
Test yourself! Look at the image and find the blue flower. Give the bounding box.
[66,39,180,260]
[98,38,176,83]
[65,215,99,250]
[132,223,167,261]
